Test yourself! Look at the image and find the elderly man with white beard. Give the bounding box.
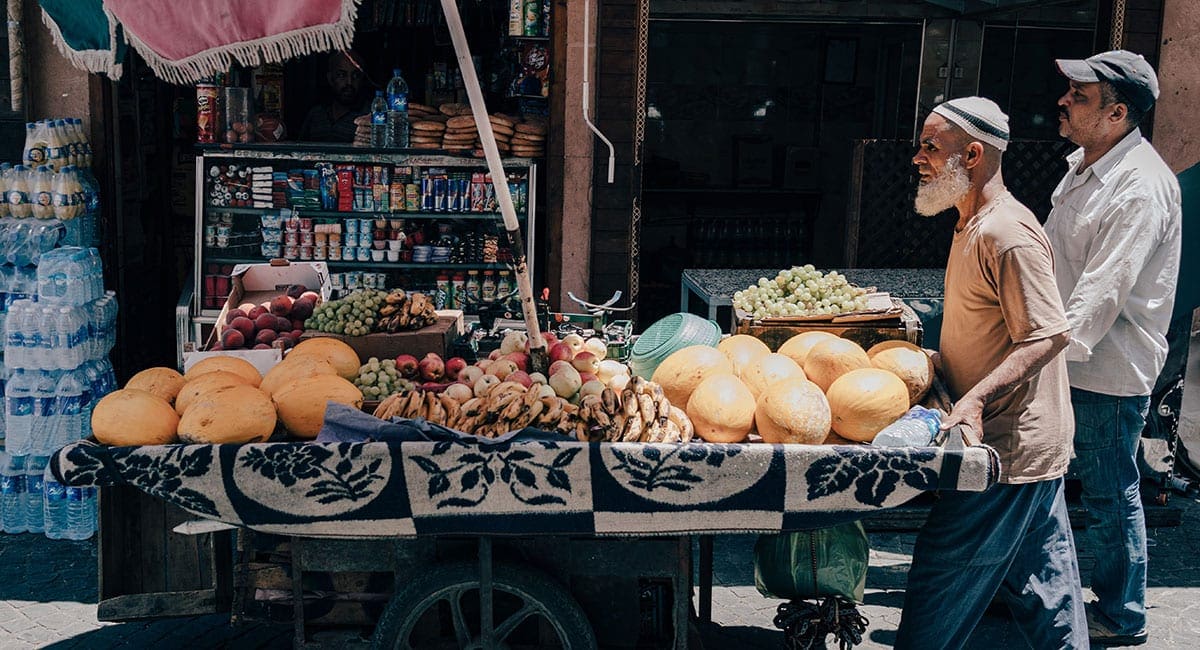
[894,97,1087,649]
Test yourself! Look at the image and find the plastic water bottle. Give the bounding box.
[24,456,46,533]
[5,368,34,455]
[872,406,943,447]
[43,465,68,539]
[30,369,58,455]
[386,68,410,148]
[5,300,24,366]
[1,453,27,533]
[52,369,84,451]
[77,368,93,440]
[66,483,93,540]
[370,91,389,148]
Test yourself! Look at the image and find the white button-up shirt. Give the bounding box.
[1045,128,1182,396]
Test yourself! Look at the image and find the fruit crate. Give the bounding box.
[734,298,923,351]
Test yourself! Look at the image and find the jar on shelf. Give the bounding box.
[481,270,497,302]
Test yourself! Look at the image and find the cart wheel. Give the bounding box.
[371,562,597,650]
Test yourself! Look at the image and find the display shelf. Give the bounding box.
[205,206,525,220]
[196,142,536,168]
[204,256,511,271]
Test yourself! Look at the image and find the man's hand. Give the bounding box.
[924,348,943,374]
[940,392,983,444]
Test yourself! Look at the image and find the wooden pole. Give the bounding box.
[8,0,24,113]
[438,0,549,372]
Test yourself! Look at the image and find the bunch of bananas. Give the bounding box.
[576,375,694,443]
[377,289,438,332]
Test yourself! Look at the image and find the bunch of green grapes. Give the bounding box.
[733,265,870,319]
[305,289,388,336]
[355,357,414,400]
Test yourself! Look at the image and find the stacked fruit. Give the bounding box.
[217,285,318,350]
[376,289,438,332]
[354,357,417,400]
[733,265,871,319]
[305,288,439,336]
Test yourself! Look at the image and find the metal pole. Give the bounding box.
[438,0,548,372]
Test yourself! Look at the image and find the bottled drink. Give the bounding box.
[66,483,94,539]
[46,120,68,172]
[5,300,25,367]
[24,456,46,533]
[8,165,32,219]
[43,465,68,539]
[386,68,410,148]
[0,162,10,219]
[53,369,84,451]
[872,406,943,447]
[1,452,27,533]
[370,91,389,148]
[5,369,34,456]
[31,369,58,454]
[22,121,50,168]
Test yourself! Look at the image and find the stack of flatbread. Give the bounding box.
[510,118,546,158]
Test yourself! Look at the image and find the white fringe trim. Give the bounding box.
[115,0,361,86]
[40,8,123,79]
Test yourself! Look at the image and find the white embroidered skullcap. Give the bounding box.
[931,96,1010,152]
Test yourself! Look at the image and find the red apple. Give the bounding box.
[396,354,419,379]
[507,371,533,388]
[255,329,277,345]
[549,360,575,376]
[221,329,245,349]
[562,333,586,355]
[579,372,599,384]
[503,352,529,373]
[300,291,321,303]
[444,357,468,380]
[225,308,248,325]
[571,351,600,375]
[488,349,503,361]
[276,316,293,333]
[418,353,445,382]
[270,295,294,317]
[549,342,574,363]
[290,329,304,340]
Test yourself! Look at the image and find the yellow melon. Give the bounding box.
[868,341,934,406]
[92,389,179,446]
[260,356,340,397]
[651,345,735,409]
[686,374,756,443]
[175,370,253,416]
[177,385,277,444]
[272,375,364,439]
[804,337,871,392]
[755,378,831,444]
[777,331,838,366]
[184,356,262,387]
[717,335,771,374]
[286,337,361,380]
[740,353,806,399]
[125,367,186,405]
[826,368,910,442]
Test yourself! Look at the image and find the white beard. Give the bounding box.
[914,154,971,217]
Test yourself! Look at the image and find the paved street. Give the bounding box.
[1,494,1198,649]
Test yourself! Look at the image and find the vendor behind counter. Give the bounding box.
[296,50,373,144]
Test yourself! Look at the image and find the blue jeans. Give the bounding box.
[1069,388,1150,635]
[896,479,1086,649]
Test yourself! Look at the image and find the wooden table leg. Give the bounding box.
[698,535,713,624]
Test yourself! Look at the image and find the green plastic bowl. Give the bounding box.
[629,313,722,378]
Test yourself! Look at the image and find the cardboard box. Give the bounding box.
[181,345,282,377]
[300,314,462,362]
[209,260,331,345]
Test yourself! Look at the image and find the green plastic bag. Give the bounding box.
[753,522,869,603]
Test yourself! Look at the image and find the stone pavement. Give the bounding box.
[1,494,1198,649]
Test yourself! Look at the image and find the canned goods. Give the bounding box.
[299,246,313,260]
[196,83,219,143]
[284,244,299,259]
[328,233,342,246]
[315,232,328,246]
[285,216,300,231]
[421,176,435,211]
[448,177,462,212]
[406,183,420,212]
[434,177,448,212]
[314,245,327,260]
[284,231,300,246]
[300,231,315,246]
[204,225,217,247]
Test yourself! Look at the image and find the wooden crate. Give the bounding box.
[735,299,924,351]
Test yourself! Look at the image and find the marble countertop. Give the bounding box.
[682,268,946,302]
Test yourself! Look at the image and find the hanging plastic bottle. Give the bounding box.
[31,166,55,220]
[22,122,49,168]
[7,165,32,219]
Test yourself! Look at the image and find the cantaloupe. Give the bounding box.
[125,367,186,405]
[740,353,806,399]
[178,385,277,444]
[686,374,756,443]
[184,356,262,387]
[651,345,735,409]
[92,389,179,446]
[777,331,837,366]
[286,337,360,380]
[717,335,771,374]
[755,378,831,444]
[175,370,253,416]
[868,341,934,405]
[260,356,339,397]
[826,368,910,442]
[804,337,871,392]
[272,375,364,439]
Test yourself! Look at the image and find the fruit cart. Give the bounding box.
[50,406,998,649]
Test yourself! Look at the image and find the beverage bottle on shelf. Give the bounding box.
[22,121,49,168]
[31,368,58,455]
[370,91,389,148]
[24,456,46,533]
[65,482,94,540]
[43,464,68,539]
[8,165,32,219]
[0,452,27,533]
[31,166,55,220]
[21,303,43,370]
[0,162,11,218]
[872,406,943,447]
[386,68,410,148]
[6,369,35,456]
[53,368,84,451]
[46,120,68,171]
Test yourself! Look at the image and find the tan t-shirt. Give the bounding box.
[940,192,1073,484]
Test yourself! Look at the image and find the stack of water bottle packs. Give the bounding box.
[1,246,116,538]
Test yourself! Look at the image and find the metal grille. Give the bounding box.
[629,0,651,324]
[846,139,1075,268]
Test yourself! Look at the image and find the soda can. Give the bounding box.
[421,175,435,212]
[434,177,447,212]
[448,176,462,212]
[299,246,313,260]
[484,180,497,212]
[196,83,219,143]
[283,245,299,259]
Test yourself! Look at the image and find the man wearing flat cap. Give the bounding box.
[897,96,1086,648]
[1046,50,1182,647]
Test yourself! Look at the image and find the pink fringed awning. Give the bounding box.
[103,0,360,84]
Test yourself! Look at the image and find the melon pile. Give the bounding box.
[91,338,365,446]
[654,332,933,444]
